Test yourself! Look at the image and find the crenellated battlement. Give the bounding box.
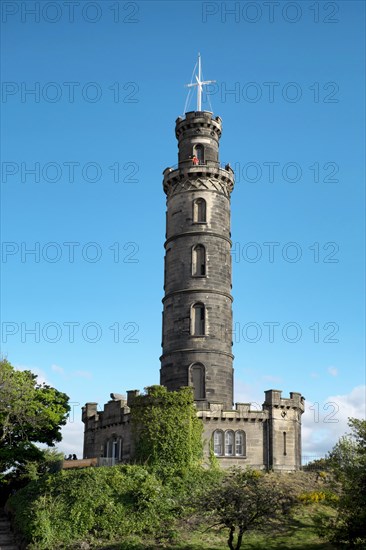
[196,390,305,423]
[82,397,131,431]
[263,389,305,412]
[175,111,222,141]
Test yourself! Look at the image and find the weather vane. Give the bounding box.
[185,53,216,111]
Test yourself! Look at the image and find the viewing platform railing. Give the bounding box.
[165,160,233,172]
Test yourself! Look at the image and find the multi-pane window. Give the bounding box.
[193,198,206,223]
[213,430,247,457]
[192,244,206,276]
[214,430,224,456]
[191,302,205,336]
[191,363,205,399]
[235,431,246,456]
[225,430,234,456]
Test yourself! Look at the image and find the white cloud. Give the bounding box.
[327,366,338,377]
[58,418,84,459]
[235,379,366,460]
[302,385,366,457]
[234,379,264,409]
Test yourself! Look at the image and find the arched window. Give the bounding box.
[195,144,204,164]
[225,430,234,456]
[191,363,205,399]
[191,302,205,336]
[192,244,206,276]
[235,431,246,456]
[213,430,224,456]
[193,198,206,223]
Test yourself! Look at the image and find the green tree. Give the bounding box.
[202,468,296,550]
[320,418,366,547]
[0,359,70,477]
[130,385,203,479]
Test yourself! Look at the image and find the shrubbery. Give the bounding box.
[315,418,366,548]
[7,464,344,550]
[298,490,339,504]
[7,464,175,549]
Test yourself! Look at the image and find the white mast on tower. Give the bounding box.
[186,53,216,111]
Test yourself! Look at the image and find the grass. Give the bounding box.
[92,504,337,550]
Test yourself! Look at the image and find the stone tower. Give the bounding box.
[82,56,305,471]
[160,110,235,410]
[82,59,305,471]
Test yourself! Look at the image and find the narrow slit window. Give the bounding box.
[283,432,287,456]
[191,363,205,399]
[192,245,206,276]
[193,198,206,223]
[195,144,204,164]
[191,303,205,336]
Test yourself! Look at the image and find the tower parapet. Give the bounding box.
[263,389,305,411]
[163,111,234,197]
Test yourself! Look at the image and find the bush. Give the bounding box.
[298,490,339,504]
[7,464,175,549]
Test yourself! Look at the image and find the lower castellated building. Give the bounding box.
[83,94,305,471]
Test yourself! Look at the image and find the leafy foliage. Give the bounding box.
[298,491,339,504]
[0,358,70,498]
[7,465,341,549]
[302,457,333,472]
[317,418,366,548]
[7,464,175,549]
[130,385,204,479]
[201,467,297,550]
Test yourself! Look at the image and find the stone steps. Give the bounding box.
[0,511,20,550]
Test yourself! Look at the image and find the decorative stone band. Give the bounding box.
[164,231,232,247]
[160,348,234,360]
[162,287,233,303]
[163,173,234,197]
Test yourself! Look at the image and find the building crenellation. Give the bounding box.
[82,59,305,471]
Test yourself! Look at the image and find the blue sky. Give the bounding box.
[1,0,365,458]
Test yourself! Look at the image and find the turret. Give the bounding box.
[263,390,305,471]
